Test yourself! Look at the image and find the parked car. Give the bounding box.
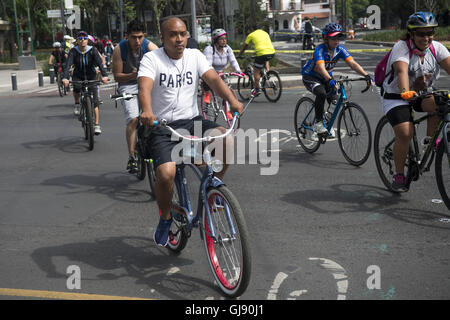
[272,29,302,42]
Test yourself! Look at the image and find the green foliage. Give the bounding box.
[362,26,450,42]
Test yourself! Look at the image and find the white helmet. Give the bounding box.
[212,28,227,43]
[53,42,61,48]
[63,35,71,40]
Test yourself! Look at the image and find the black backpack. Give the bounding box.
[305,21,313,34]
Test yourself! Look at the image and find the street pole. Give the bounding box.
[13,0,21,56]
[119,0,124,39]
[60,0,65,36]
[26,0,33,55]
[414,0,417,12]
[191,0,197,41]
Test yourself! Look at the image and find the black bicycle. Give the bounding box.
[54,63,67,97]
[374,89,450,209]
[237,56,282,103]
[70,80,101,151]
[111,93,157,196]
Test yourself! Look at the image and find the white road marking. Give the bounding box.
[267,272,288,300]
[309,257,348,300]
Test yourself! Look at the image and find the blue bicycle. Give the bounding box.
[294,77,372,166]
[154,109,253,297]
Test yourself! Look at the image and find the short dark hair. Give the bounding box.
[127,20,145,34]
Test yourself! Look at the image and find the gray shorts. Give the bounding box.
[117,83,139,124]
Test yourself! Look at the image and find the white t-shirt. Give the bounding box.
[138,48,213,122]
[203,44,241,73]
[382,40,450,114]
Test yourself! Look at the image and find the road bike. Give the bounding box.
[70,80,102,151]
[374,89,450,209]
[111,92,157,196]
[294,77,372,166]
[237,56,282,103]
[54,63,67,97]
[200,72,244,128]
[153,113,251,298]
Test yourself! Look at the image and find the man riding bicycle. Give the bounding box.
[380,12,450,192]
[62,31,109,135]
[203,28,243,119]
[301,22,372,136]
[237,24,275,95]
[137,17,243,247]
[49,42,67,76]
[302,18,314,50]
[113,20,158,174]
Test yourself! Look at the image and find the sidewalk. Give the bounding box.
[0,62,304,97]
[0,64,53,96]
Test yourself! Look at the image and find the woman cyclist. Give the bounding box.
[203,29,243,119]
[380,12,450,192]
[62,31,109,135]
[301,22,372,135]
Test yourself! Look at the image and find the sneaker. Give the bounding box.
[73,104,80,115]
[153,218,173,247]
[251,88,261,97]
[94,125,102,135]
[391,173,408,192]
[313,121,328,134]
[328,127,336,138]
[127,157,138,173]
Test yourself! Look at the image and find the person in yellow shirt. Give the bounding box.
[237,25,275,94]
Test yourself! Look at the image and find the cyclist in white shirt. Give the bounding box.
[138,17,244,247]
[203,29,243,119]
[381,12,450,192]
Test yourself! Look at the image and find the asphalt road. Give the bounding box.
[1,44,450,301]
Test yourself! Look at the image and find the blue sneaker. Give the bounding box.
[153,218,173,247]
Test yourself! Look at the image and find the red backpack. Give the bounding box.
[374,40,436,87]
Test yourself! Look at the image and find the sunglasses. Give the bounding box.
[329,34,345,40]
[414,30,434,37]
[78,36,88,40]
[218,37,227,41]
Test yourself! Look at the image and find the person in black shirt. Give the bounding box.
[63,31,109,135]
[49,42,68,76]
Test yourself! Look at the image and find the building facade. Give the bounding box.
[264,0,336,31]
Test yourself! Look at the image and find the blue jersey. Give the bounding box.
[301,44,352,79]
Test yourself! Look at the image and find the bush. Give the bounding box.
[363,26,450,42]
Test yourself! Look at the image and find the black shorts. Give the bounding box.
[254,54,274,69]
[72,76,99,106]
[385,98,424,127]
[146,116,221,169]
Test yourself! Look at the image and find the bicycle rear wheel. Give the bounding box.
[435,134,450,209]
[201,91,219,123]
[84,97,95,151]
[237,72,253,101]
[294,97,321,153]
[262,70,282,103]
[337,102,372,166]
[202,185,251,297]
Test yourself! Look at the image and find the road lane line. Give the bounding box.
[0,288,151,300]
[309,257,348,300]
[267,272,288,300]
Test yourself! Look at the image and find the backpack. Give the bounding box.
[119,38,149,62]
[304,21,313,34]
[374,40,436,87]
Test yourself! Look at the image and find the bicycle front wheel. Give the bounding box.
[57,74,63,97]
[202,185,251,298]
[84,97,95,151]
[237,72,253,101]
[262,70,282,103]
[435,134,450,210]
[294,97,321,153]
[147,159,156,197]
[337,102,372,166]
[135,143,146,181]
[374,116,398,192]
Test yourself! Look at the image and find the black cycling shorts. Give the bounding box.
[147,116,221,169]
[385,98,424,127]
[72,76,99,106]
[254,54,274,69]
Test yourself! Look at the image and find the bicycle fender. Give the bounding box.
[210,176,225,188]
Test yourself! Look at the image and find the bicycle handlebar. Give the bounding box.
[335,76,373,93]
[110,92,138,100]
[154,115,240,142]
